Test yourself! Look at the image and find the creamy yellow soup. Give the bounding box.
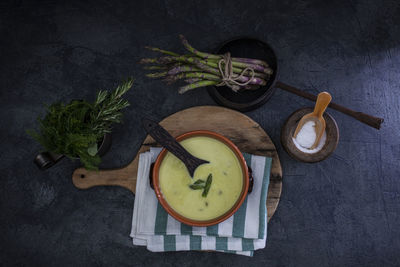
[159,136,243,221]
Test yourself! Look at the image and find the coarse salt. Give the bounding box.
[292,121,326,153]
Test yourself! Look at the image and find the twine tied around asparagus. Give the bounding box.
[216,52,255,92]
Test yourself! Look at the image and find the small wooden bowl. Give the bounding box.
[152,130,249,227]
[281,108,339,163]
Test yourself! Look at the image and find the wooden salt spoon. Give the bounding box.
[293,92,332,149]
[142,118,209,177]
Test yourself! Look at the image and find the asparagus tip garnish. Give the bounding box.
[202,174,212,197]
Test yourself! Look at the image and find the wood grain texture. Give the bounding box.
[72,106,283,221]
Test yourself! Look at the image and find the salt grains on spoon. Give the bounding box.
[292,92,332,154]
[292,120,327,153]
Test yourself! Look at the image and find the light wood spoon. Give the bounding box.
[293,92,332,149]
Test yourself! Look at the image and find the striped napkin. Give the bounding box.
[130,147,272,256]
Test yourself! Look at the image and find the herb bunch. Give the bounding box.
[29,78,133,170]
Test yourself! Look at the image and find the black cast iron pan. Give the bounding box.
[207,37,383,129]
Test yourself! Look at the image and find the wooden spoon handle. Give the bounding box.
[72,167,135,193]
[313,92,332,117]
[142,118,208,177]
[276,81,384,129]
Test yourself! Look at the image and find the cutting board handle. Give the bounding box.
[72,167,135,193]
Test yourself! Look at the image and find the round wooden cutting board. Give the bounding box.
[72,106,283,221]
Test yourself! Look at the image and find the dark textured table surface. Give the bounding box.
[1,0,399,266]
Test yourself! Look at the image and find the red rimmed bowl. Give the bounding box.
[152,130,249,227]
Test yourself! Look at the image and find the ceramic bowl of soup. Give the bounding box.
[152,130,249,227]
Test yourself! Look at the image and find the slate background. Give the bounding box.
[1,0,399,266]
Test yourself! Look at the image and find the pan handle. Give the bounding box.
[34,152,64,170]
[275,81,384,129]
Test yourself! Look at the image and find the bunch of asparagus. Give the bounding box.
[140,35,273,94]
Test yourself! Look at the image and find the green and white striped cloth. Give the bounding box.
[130,147,271,256]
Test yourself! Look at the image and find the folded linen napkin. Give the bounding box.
[130,147,272,256]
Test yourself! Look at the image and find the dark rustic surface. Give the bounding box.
[1,0,399,266]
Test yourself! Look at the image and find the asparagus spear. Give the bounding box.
[143,56,269,78]
[235,76,267,86]
[146,72,167,78]
[183,56,271,77]
[220,60,273,74]
[165,72,221,83]
[185,78,201,83]
[179,34,271,71]
[191,59,221,75]
[143,65,167,70]
[146,69,266,86]
[144,46,180,57]
[166,70,266,85]
[179,34,220,60]
[231,57,269,67]
[167,65,202,75]
[179,80,218,94]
